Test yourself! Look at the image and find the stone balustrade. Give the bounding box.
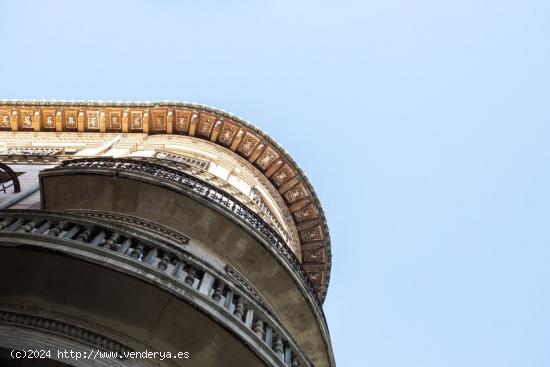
[0,210,312,367]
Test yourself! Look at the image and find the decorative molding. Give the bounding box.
[71,211,190,246]
[224,265,276,317]
[1,147,62,156]
[153,150,210,170]
[0,310,133,355]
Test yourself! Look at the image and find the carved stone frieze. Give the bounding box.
[64,110,78,129]
[86,111,100,130]
[198,113,215,137]
[130,111,143,130]
[42,110,56,129]
[109,111,122,130]
[302,247,325,263]
[151,110,166,131]
[294,204,320,222]
[300,225,324,242]
[21,110,33,129]
[237,132,260,157]
[256,146,279,170]
[0,110,10,128]
[218,122,239,145]
[272,164,295,187]
[284,182,309,204]
[175,109,191,132]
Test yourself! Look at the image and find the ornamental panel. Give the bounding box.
[20,110,34,129]
[108,111,122,130]
[302,247,326,263]
[218,122,238,145]
[256,146,279,170]
[64,110,78,130]
[284,182,309,204]
[130,111,143,131]
[151,110,167,132]
[42,110,56,129]
[237,132,260,157]
[300,225,324,242]
[0,110,10,129]
[294,204,320,222]
[272,163,295,187]
[198,113,216,137]
[175,109,191,133]
[86,111,100,130]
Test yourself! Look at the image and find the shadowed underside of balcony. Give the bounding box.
[0,246,267,367]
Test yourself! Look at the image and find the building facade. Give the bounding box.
[0,100,334,367]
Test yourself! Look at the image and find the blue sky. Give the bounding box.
[2,1,550,366]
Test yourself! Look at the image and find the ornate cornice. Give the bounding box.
[0,99,331,301]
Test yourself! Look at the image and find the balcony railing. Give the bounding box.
[150,152,295,246]
[0,210,312,367]
[51,158,323,313]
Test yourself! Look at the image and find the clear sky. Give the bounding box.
[2,1,550,366]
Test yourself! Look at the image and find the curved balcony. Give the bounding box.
[57,157,319,301]
[0,210,312,367]
[38,157,334,367]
